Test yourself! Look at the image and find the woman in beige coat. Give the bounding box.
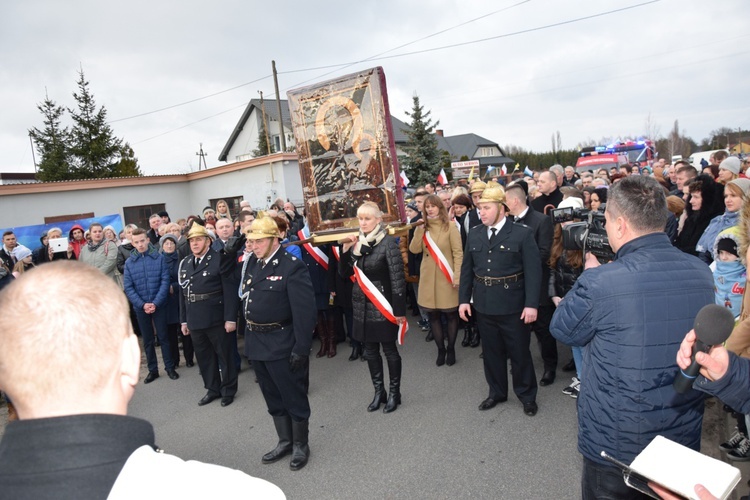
[409,194,463,366]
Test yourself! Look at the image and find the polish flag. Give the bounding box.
[400,170,410,187]
[437,168,448,185]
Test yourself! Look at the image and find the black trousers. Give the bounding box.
[581,458,651,500]
[532,304,558,372]
[191,324,238,398]
[254,358,311,422]
[476,312,537,403]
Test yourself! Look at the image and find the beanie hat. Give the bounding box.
[159,233,178,251]
[202,206,215,217]
[157,210,169,218]
[557,197,584,210]
[12,245,32,262]
[717,237,739,257]
[720,157,741,175]
[406,202,418,212]
[729,177,750,198]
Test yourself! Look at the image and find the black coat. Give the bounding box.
[514,207,553,306]
[178,248,238,330]
[459,219,541,315]
[549,252,583,299]
[117,243,134,274]
[340,235,406,343]
[240,249,316,360]
[531,188,563,215]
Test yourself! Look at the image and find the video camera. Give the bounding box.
[549,207,615,262]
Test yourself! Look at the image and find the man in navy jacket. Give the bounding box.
[551,176,713,499]
[124,228,177,383]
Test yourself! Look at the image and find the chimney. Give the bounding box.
[435,129,444,137]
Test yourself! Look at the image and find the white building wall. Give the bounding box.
[0,156,303,228]
[2,181,192,228]
[225,113,261,163]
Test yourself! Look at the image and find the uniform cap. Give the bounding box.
[469,180,487,193]
[245,217,280,240]
[478,186,507,205]
[186,224,212,240]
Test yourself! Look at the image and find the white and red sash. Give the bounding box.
[352,262,408,345]
[422,230,454,285]
[331,246,355,282]
[297,226,329,270]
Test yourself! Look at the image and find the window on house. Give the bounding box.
[123,204,166,229]
[209,196,244,219]
[273,135,281,152]
[478,147,499,157]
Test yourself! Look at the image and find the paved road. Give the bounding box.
[129,318,582,499]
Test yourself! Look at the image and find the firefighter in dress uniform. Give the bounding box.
[179,225,239,407]
[458,185,542,417]
[240,217,316,471]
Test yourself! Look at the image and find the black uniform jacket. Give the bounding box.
[178,248,238,329]
[459,219,541,316]
[514,207,553,306]
[240,249,315,361]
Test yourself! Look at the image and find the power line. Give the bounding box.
[131,102,248,145]
[109,74,272,124]
[125,0,663,146]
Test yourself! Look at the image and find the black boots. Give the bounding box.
[469,327,480,348]
[366,356,387,412]
[383,356,402,413]
[349,343,363,361]
[289,419,310,471]
[446,347,456,366]
[262,415,293,464]
[263,416,309,471]
[436,348,446,366]
[461,326,472,347]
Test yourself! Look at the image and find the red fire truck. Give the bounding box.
[575,140,655,173]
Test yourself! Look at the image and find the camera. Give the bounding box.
[550,207,615,262]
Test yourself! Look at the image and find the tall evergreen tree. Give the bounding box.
[28,92,72,181]
[113,142,142,177]
[402,94,441,186]
[68,69,123,178]
[253,117,275,157]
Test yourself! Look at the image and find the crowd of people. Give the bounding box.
[4,152,750,498]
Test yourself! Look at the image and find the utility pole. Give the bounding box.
[272,61,287,152]
[196,143,208,170]
[28,134,37,172]
[259,91,272,155]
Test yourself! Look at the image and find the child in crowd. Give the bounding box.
[713,228,745,319]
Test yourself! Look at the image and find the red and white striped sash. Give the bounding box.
[331,246,355,282]
[422,230,454,285]
[352,262,408,345]
[297,226,329,270]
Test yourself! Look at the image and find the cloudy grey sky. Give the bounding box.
[1,0,747,175]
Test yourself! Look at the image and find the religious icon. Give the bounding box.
[287,67,405,234]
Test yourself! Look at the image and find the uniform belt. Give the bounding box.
[187,290,222,302]
[247,319,292,333]
[474,272,524,287]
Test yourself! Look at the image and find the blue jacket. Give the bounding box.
[550,232,714,466]
[123,245,170,309]
[696,352,750,414]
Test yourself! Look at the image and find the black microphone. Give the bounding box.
[673,304,735,394]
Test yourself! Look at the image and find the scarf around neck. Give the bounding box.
[353,223,386,257]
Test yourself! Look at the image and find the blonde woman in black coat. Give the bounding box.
[340,202,407,413]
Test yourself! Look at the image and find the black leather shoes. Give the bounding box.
[167,369,179,380]
[562,359,576,372]
[478,397,506,411]
[540,370,556,386]
[425,331,434,342]
[144,371,159,384]
[523,401,538,416]
[221,396,234,407]
[198,394,219,406]
[186,360,194,367]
